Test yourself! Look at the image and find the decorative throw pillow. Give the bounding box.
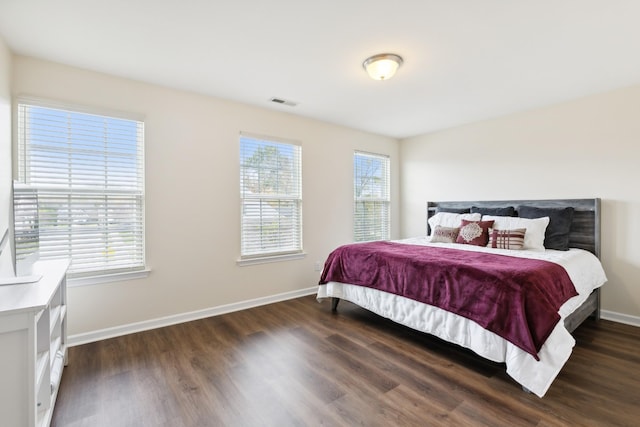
[518,206,574,251]
[482,215,550,251]
[456,219,495,246]
[427,212,481,236]
[488,228,526,250]
[471,206,516,217]
[430,225,460,243]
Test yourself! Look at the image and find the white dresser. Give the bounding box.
[0,259,69,427]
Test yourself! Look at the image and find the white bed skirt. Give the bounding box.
[317,281,575,397]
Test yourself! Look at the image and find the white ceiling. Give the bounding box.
[1,0,640,139]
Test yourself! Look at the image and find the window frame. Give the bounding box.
[238,132,304,265]
[14,97,147,284]
[353,150,391,242]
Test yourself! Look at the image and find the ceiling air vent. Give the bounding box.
[270,97,297,107]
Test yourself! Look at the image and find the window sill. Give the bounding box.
[237,252,306,267]
[68,268,151,287]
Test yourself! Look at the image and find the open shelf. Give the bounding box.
[0,259,69,427]
[49,305,62,334]
[36,350,50,388]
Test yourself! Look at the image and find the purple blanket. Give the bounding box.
[319,242,578,359]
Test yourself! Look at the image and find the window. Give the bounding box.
[354,151,390,242]
[239,133,302,259]
[16,100,145,279]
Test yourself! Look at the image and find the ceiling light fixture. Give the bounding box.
[362,53,404,81]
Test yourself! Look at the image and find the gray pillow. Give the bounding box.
[436,207,470,214]
[471,206,516,217]
[518,206,574,251]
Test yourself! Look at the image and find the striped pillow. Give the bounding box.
[488,228,526,250]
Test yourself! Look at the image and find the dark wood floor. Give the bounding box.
[52,295,640,427]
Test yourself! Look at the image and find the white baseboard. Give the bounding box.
[601,310,640,327]
[68,286,318,347]
[68,289,638,347]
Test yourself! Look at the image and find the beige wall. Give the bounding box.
[9,53,638,334]
[400,85,640,320]
[12,56,400,335]
[0,39,12,275]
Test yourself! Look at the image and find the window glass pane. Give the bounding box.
[354,152,390,242]
[16,102,145,278]
[240,135,302,257]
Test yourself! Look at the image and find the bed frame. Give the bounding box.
[331,198,602,333]
[426,198,602,332]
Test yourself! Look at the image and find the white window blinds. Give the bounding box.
[240,134,302,258]
[354,151,390,242]
[16,101,145,278]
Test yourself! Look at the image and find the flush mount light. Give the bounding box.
[362,53,404,81]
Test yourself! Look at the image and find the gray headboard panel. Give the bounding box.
[427,199,601,258]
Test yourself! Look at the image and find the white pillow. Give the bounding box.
[482,215,550,251]
[428,212,481,236]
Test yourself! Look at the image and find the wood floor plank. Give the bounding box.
[52,296,640,426]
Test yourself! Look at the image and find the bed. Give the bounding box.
[317,198,607,397]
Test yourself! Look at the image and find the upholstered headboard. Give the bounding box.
[426,199,601,258]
